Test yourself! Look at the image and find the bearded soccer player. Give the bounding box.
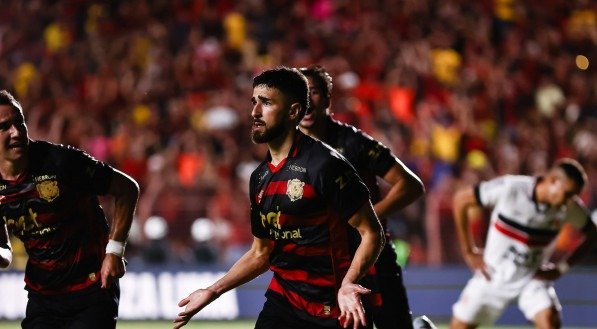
[450,158,596,329]
[174,67,385,329]
[298,65,433,329]
[0,90,139,329]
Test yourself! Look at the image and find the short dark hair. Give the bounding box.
[0,90,24,115]
[553,158,587,193]
[253,66,309,120]
[299,65,333,101]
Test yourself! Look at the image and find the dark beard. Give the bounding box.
[251,120,287,144]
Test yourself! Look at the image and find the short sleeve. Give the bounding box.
[63,146,114,195]
[477,176,510,207]
[316,153,370,222]
[250,203,268,238]
[356,134,396,177]
[248,165,269,239]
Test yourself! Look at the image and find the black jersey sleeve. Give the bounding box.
[349,130,396,178]
[249,164,269,239]
[361,139,396,177]
[62,145,114,195]
[250,203,268,238]
[331,121,396,178]
[316,151,370,222]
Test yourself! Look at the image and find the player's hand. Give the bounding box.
[534,262,564,281]
[463,248,491,281]
[337,283,370,329]
[173,288,218,329]
[100,253,126,289]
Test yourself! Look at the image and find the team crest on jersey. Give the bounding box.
[286,179,304,202]
[36,180,59,202]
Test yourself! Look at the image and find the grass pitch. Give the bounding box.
[0,321,252,328]
[0,320,592,328]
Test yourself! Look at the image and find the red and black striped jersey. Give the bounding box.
[1,140,114,294]
[249,132,370,326]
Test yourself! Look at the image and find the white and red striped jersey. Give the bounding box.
[474,175,590,290]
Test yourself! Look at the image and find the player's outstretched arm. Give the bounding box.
[101,168,140,289]
[173,237,273,329]
[0,224,11,268]
[565,206,597,268]
[339,201,385,329]
[537,210,597,281]
[452,186,490,280]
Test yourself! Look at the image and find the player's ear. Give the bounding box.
[289,102,301,121]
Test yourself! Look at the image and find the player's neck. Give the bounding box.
[0,159,27,181]
[267,128,297,166]
[533,180,551,206]
[300,116,328,140]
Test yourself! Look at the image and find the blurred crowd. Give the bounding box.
[0,0,595,268]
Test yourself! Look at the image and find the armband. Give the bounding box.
[105,239,126,257]
[556,261,569,274]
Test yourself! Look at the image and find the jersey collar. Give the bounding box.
[266,130,304,173]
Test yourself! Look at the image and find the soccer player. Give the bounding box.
[450,158,596,329]
[298,65,429,329]
[0,90,140,329]
[173,67,385,329]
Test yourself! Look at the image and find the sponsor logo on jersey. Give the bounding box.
[367,145,382,159]
[260,209,302,239]
[288,164,306,173]
[5,207,58,238]
[334,170,357,190]
[260,209,281,229]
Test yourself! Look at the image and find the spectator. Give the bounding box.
[0,0,594,266]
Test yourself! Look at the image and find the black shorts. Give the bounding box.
[369,244,414,329]
[21,282,120,329]
[255,298,372,329]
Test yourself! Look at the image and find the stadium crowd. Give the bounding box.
[0,0,595,268]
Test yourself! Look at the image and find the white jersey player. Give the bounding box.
[449,158,596,329]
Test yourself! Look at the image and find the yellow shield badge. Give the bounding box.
[286,179,304,202]
[36,180,60,202]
